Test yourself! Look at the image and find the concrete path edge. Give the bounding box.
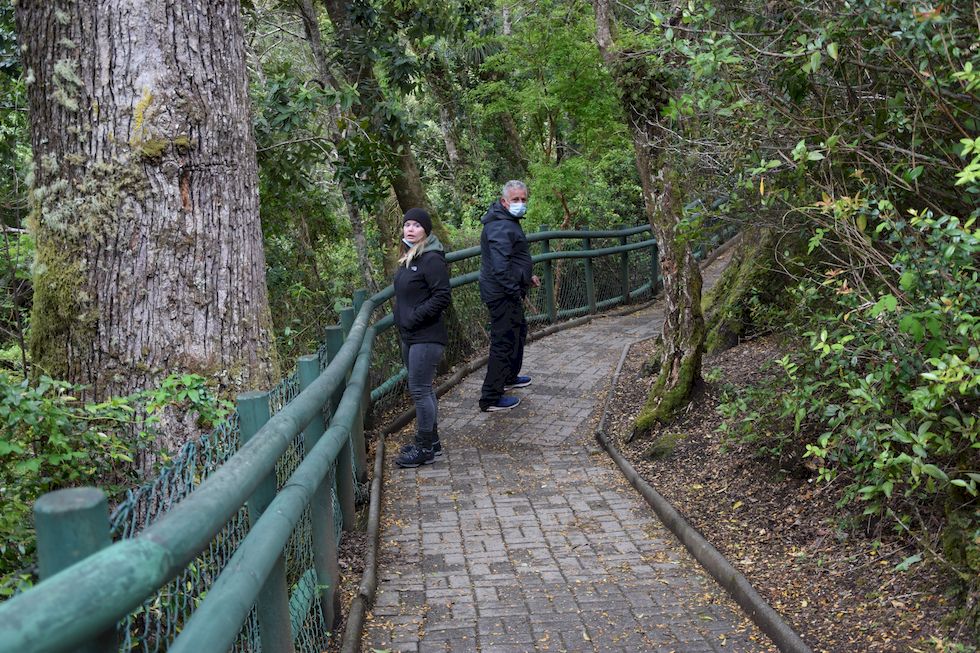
[594,340,813,653]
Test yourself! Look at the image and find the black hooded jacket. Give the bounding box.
[394,234,452,346]
[478,201,533,303]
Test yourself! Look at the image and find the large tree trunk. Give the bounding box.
[16,0,279,460]
[594,0,705,432]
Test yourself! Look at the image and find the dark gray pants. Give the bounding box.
[402,341,445,435]
[480,296,527,408]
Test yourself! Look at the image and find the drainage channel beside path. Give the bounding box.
[363,249,775,653]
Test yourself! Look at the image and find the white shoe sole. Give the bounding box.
[483,398,521,412]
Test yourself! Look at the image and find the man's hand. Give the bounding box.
[531,274,541,288]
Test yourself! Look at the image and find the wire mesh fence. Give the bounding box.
[83,224,732,652]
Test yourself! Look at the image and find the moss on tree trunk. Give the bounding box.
[702,226,798,354]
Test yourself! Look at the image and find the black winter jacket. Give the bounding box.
[394,234,452,346]
[478,201,533,303]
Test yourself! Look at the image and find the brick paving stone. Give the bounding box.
[364,251,775,652]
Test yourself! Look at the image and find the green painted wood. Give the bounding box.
[339,307,355,339]
[370,367,407,402]
[337,440,356,531]
[0,301,379,653]
[619,234,630,300]
[350,403,368,484]
[324,325,345,420]
[352,288,368,314]
[442,225,652,265]
[539,226,556,323]
[238,392,294,653]
[297,355,340,630]
[33,488,116,653]
[583,237,596,314]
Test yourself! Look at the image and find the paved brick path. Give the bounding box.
[364,253,773,652]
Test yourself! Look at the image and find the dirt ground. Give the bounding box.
[604,335,976,653]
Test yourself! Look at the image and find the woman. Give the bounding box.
[393,208,451,468]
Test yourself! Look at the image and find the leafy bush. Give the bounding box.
[721,209,978,589]
[0,372,232,595]
[794,211,978,520]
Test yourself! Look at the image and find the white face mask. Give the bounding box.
[507,201,527,218]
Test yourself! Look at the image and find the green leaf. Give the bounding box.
[809,51,822,73]
[827,42,839,61]
[899,315,924,341]
[894,553,922,572]
[920,464,948,481]
[899,271,917,291]
[870,294,898,317]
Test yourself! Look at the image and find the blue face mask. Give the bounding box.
[507,201,527,218]
[402,238,415,248]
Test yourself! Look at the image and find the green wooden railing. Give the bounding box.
[0,223,689,653]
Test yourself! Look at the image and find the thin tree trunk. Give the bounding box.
[16,0,279,462]
[296,0,378,293]
[437,102,462,173]
[495,7,527,177]
[593,0,705,432]
[321,0,452,248]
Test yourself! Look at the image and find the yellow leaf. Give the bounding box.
[733,500,743,510]
[759,177,765,196]
[583,630,591,641]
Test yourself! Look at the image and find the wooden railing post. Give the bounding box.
[339,307,355,339]
[324,325,356,530]
[324,326,345,415]
[237,391,294,653]
[338,307,367,483]
[619,233,630,302]
[352,288,368,314]
[297,355,341,630]
[34,488,116,653]
[583,236,596,313]
[539,225,556,322]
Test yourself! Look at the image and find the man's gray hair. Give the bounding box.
[501,180,528,197]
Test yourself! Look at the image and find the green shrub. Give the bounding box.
[0,372,232,595]
[721,208,978,594]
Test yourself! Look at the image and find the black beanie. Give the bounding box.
[403,207,432,236]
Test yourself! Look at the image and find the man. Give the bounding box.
[478,180,541,412]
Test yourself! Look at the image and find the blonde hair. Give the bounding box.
[398,239,426,268]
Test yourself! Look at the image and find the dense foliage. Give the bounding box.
[0,372,231,594]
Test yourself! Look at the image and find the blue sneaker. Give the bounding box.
[504,375,532,390]
[401,438,443,458]
[395,444,435,468]
[482,395,521,412]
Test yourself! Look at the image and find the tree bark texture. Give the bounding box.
[16,0,279,449]
[593,0,706,431]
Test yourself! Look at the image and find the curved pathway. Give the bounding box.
[364,251,773,652]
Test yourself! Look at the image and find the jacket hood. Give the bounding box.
[480,200,519,225]
[423,233,445,252]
